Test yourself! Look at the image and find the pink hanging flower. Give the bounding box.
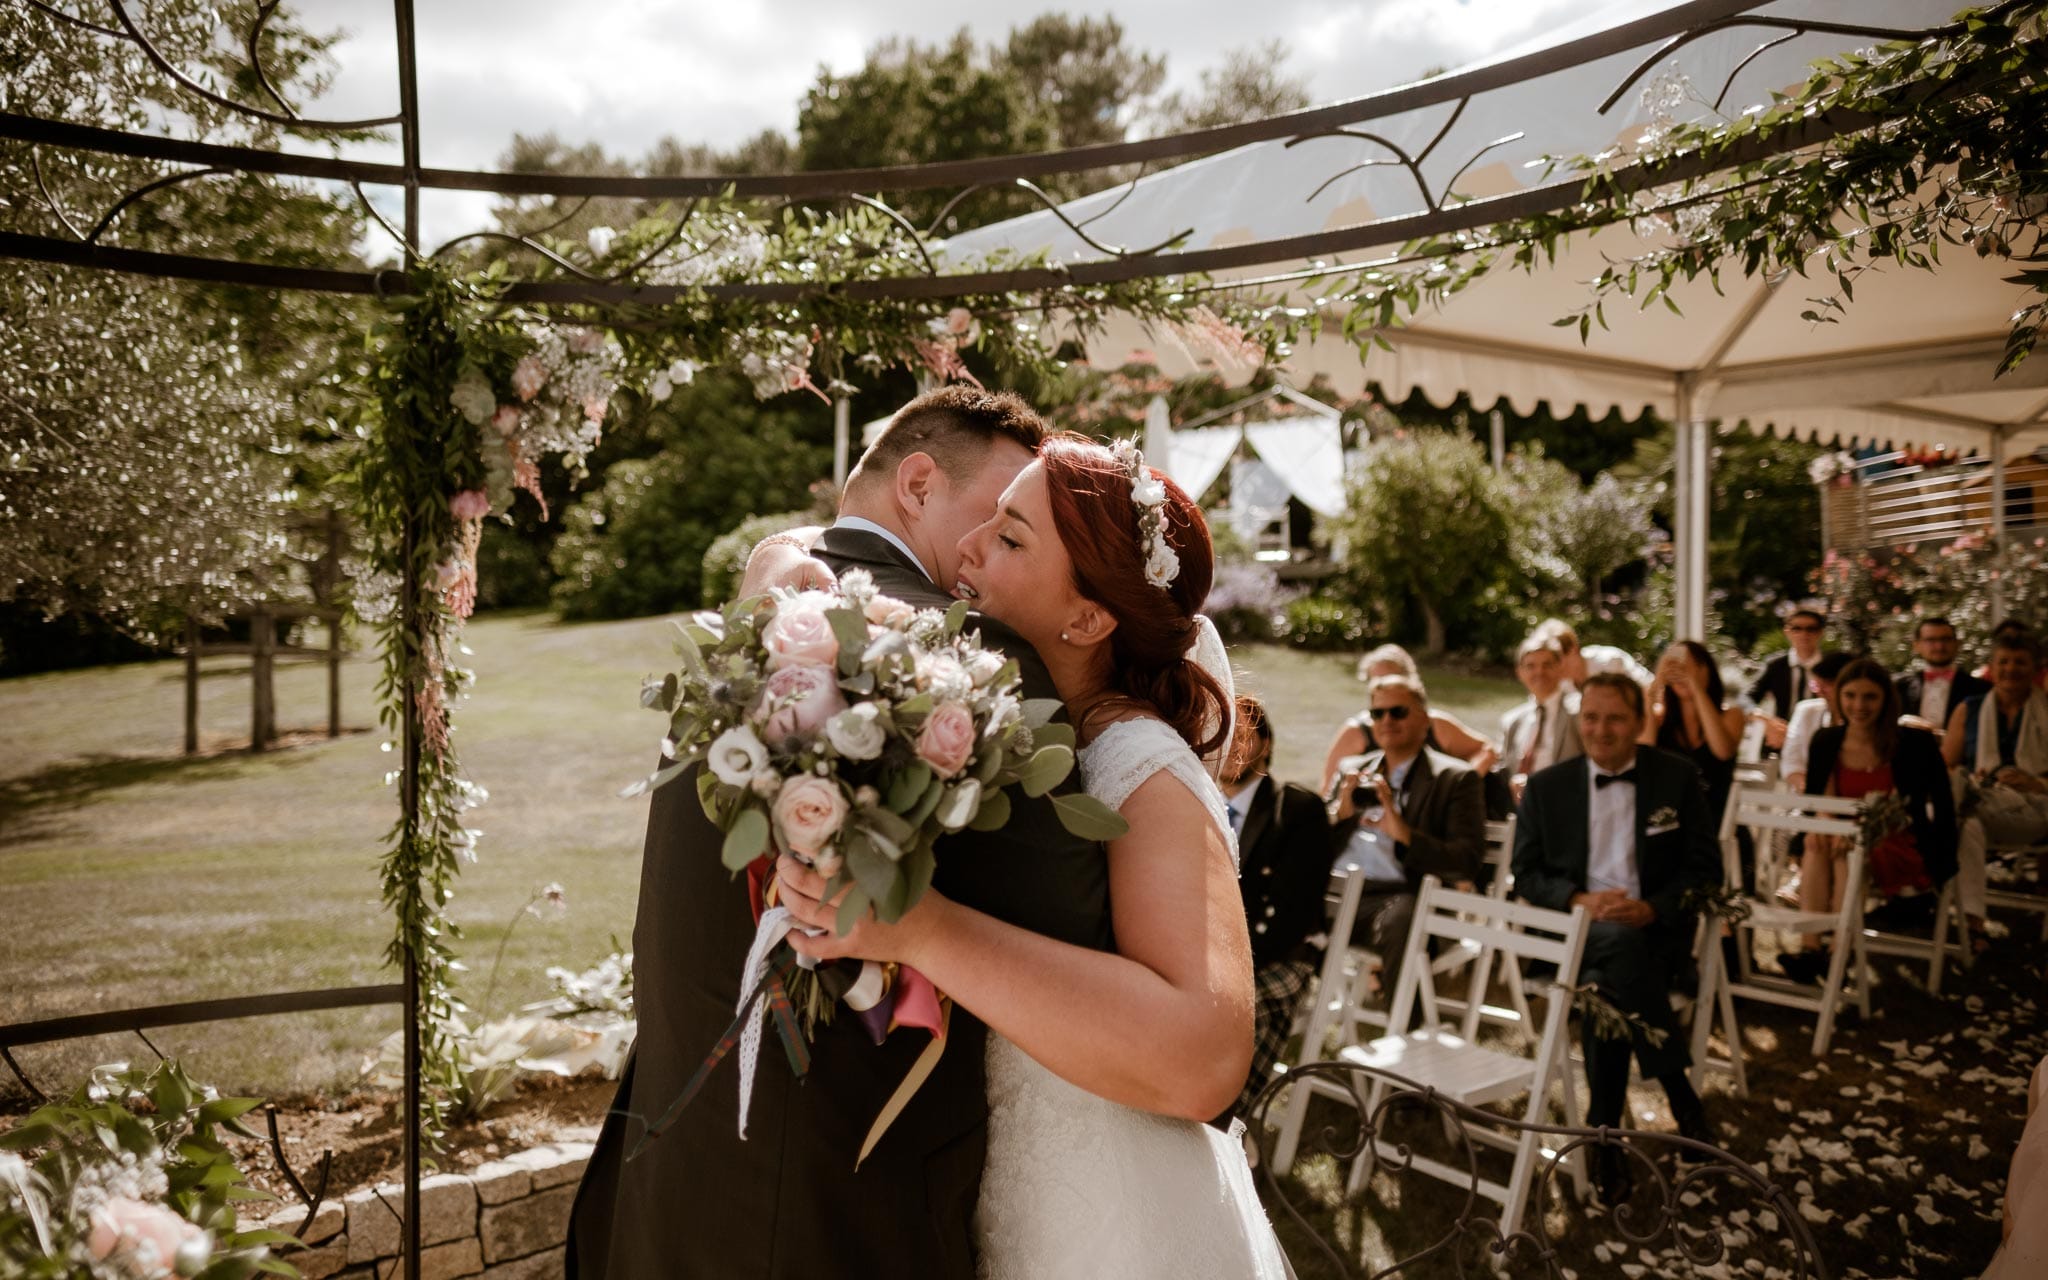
[911,339,984,389]
[509,440,549,521]
[511,354,548,402]
[490,405,522,437]
[449,489,491,521]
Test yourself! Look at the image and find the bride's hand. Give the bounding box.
[739,531,834,596]
[776,854,947,968]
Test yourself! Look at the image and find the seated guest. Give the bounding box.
[1744,608,1830,751]
[1536,618,1653,689]
[1782,652,1855,792]
[1897,615,1989,732]
[1782,659,1957,981]
[1328,675,1486,1003]
[1645,640,1747,827]
[1944,626,2048,952]
[1501,634,1582,802]
[1321,644,1498,793]
[1223,696,1341,1116]
[1511,674,1721,1203]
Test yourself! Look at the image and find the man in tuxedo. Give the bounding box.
[1898,616,1989,731]
[1744,608,1829,750]
[1222,695,1341,1115]
[1511,674,1721,1204]
[1501,634,1582,802]
[1328,675,1486,1002]
[568,388,1113,1280]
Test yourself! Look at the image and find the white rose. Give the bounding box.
[1145,541,1181,588]
[826,704,887,761]
[1131,474,1167,507]
[966,649,1006,687]
[708,724,769,786]
[587,225,616,257]
[650,373,673,402]
[668,358,697,385]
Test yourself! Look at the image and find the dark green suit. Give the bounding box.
[568,525,1112,1280]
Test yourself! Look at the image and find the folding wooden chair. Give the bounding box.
[1431,819,1537,1043]
[1338,877,1592,1241]
[1985,841,2048,943]
[1695,791,1869,1074]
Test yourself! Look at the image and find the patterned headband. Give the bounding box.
[1110,439,1180,591]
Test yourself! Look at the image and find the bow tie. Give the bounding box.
[1595,769,1638,789]
[1925,668,1954,683]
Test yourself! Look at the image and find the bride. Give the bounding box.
[771,434,1291,1278]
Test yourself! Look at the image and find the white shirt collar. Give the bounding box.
[832,516,933,583]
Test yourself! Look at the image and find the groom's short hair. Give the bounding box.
[847,386,1049,495]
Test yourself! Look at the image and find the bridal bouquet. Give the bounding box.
[631,568,1123,1028]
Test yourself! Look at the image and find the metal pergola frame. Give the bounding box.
[0,2,1977,1274]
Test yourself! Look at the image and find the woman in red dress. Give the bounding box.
[1783,658,1957,982]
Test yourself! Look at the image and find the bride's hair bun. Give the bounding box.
[1039,434,1229,755]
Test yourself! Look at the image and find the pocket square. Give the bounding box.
[1647,822,1682,836]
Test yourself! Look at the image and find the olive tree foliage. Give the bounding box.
[1,2,367,642]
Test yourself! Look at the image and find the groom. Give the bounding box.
[567,387,1114,1279]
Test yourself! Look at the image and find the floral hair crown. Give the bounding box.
[1111,439,1180,591]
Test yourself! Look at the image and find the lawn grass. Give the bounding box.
[2,619,1493,1101]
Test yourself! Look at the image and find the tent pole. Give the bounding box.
[833,396,851,491]
[1671,376,1709,642]
[1990,426,2008,621]
[1489,407,1505,471]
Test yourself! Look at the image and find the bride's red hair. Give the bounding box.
[1038,434,1230,756]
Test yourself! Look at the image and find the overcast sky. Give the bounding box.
[290,0,1620,246]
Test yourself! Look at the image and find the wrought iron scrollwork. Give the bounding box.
[1245,1060,1830,1280]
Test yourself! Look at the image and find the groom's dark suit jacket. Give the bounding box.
[568,525,1113,1280]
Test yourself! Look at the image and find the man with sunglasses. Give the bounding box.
[1328,675,1487,1002]
[1744,608,1831,751]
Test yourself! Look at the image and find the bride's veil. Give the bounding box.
[1188,613,1235,781]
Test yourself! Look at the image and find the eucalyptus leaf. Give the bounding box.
[844,830,899,905]
[1050,792,1131,841]
[887,762,932,812]
[721,808,771,870]
[967,787,1012,831]
[825,607,870,678]
[905,776,946,829]
[1030,722,1076,752]
[1021,698,1064,729]
[834,885,872,936]
[1018,744,1075,798]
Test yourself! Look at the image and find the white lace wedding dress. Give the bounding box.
[974,717,1292,1279]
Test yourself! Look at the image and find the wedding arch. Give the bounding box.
[3,1,2038,1274]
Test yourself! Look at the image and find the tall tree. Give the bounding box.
[1148,40,1312,134]
[1001,15,1165,150]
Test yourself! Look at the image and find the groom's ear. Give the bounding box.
[894,452,941,526]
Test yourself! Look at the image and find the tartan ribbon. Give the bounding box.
[625,940,809,1162]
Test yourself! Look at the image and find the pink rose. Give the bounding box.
[865,595,916,628]
[916,702,976,778]
[763,605,840,671]
[773,774,848,859]
[945,307,974,336]
[511,354,547,401]
[757,663,847,743]
[490,405,522,437]
[449,489,490,521]
[88,1198,202,1279]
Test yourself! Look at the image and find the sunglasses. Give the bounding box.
[1367,705,1413,722]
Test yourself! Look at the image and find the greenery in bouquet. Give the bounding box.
[0,1062,295,1280]
[633,568,1128,939]
[1855,790,1913,855]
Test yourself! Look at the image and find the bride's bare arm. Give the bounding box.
[779,773,1255,1122]
[738,526,832,596]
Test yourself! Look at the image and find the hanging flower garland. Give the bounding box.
[352,210,1301,1143]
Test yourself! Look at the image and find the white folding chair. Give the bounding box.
[1696,791,1870,1072]
[1269,860,1370,1171]
[1431,819,1538,1044]
[1984,841,2048,943]
[1338,877,1592,1241]
[1859,876,1970,993]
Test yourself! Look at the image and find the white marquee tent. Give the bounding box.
[949,0,2048,637]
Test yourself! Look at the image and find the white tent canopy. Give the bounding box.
[949,0,2048,637]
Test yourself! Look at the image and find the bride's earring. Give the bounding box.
[1060,630,1070,643]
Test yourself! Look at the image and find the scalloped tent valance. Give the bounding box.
[953,0,2048,459]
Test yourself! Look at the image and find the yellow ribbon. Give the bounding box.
[855,997,952,1169]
